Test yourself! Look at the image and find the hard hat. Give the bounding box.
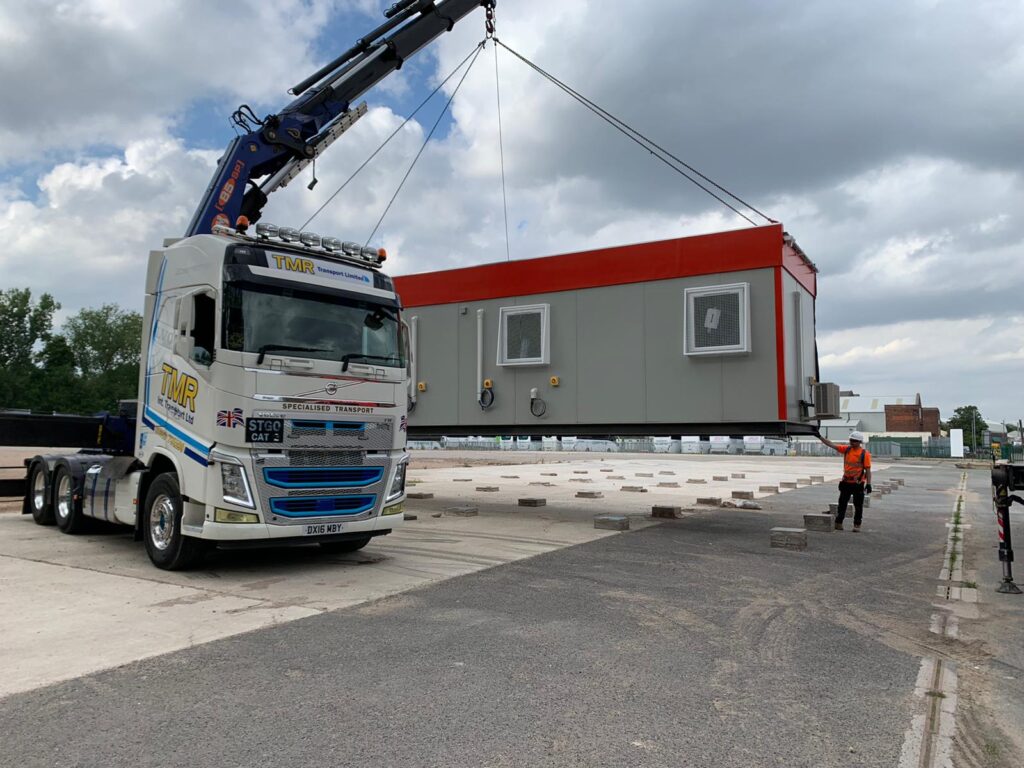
[850,431,866,443]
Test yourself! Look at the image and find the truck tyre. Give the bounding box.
[319,535,372,554]
[28,463,55,525]
[144,473,204,571]
[53,465,89,534]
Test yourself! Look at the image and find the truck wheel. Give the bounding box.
[53,466,88,534]
[144,473,204,571]
[28,463,55,525]
[319,536,372,554]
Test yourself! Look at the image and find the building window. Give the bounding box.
[683,283,750,356]
[497,304,550,366]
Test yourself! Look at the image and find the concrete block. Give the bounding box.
[797,478,812,486]
[501,475,520,479]
[529,481,553,487]
[732,490,755,500]
[658,471,676,476]
[635,472,654,478]
[686,478,707,484]
[696,497,721,506]
[407,492,434,500]
[575,491,604,499]
[780,481,798,489]
[880,488,891,495]
[863,497,871,507]
[608,475,626,480]
[803,513,833,532]
[759,485,779,493]
[431,512,442,518]
[657,481,680,488]
[570,478,593,483]
[518,498,546,507]
[770,527,808,551]
[541,472,558,476]
[731,473,746,479]
[652,505,683,519]
[445,505,479,517]
[403,513,418,521]
[407,479,422,486]
[453,478,472,483]
[621,486,649,493]
[599,468,614,473]
[828,503,839,514]
[594,514,630,531]
[713,475,729,481]
[895,479,905,486]
[476,486,499,492]
[572,470,589,474]
[811,475,825,483]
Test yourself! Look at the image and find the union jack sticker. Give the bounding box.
[217,408,244,428]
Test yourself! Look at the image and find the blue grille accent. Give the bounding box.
[269,495,376,518]
[263,466,384,488]
[288,420,366,433]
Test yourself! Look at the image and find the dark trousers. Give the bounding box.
[837,481,865,526]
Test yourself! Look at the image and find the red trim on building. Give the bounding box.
[773,266,788,421]
[782,240,816,297]
[396,224,808,307]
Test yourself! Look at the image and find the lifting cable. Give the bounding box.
[487,3,512,261]
[494,39,774,227]
[364,41,486,246]
[301,41,485,231]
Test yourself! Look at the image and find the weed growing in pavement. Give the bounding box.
[964,581,978,589]
[949,551,958,570]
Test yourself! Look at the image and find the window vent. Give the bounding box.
[497,304,550,366]
[684,283,750,356]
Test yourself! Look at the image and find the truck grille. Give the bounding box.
[269,495,376,518]
[279,417,394,450]
[263,466,384,488]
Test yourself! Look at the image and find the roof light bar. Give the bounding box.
[238,222,387,267]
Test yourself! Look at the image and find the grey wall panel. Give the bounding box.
[720,270,777,421]
[508,292,577,426]
[408,304,459,426]
[782,272,816,420]
[577,284,646,424]
[456,300,516,427]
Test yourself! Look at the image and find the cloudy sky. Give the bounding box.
[1,0,1022,423]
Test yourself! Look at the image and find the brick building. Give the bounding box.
[885,403,941,436]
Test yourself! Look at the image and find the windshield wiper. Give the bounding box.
[341,353,401,372]
[257,344,329,364]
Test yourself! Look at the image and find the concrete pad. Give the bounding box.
[403,513,418,520]
[572,470,589,474]
[621,486,648,493]
[569,478,593,483]
[732,490,754,500]
[500,475,520,479]
[541,472,557,477]
[608,475,625,480]
[712,475,729,481]
[575,491,604,499]
[652,505,683,519]
[476,486,499,492]
[811,475,825,483]
[445,505,479,517]
[599,469,614,473]
[407,492,434,500]
[518,498,547,507]
[686,478,707,484]
[829,503,839,514]
[759,485,779,493]
[529,481,553,487]
[796,478,811,486]
[594,514,630,531]
[453,478,472,482]
[731,473,746,479]
[658,471,675,476]
[657,482,680,488]
[804,513,833,532]
[635,472,654,478]
[770,527,808,551]
[696,497,721,506]
[780,481,798,489]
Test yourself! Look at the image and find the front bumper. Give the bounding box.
[195,511,402,543]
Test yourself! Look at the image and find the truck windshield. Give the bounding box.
[223,282,405,368]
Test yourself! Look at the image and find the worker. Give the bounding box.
[813,429,872,531]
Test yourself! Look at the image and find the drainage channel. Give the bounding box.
[899,471,969,768]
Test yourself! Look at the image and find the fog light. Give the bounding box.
[214,508,260,524]
[382,502,404,516]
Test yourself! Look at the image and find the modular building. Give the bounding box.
[394,224,824,438]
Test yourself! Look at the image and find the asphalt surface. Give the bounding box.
[0,464,957,767]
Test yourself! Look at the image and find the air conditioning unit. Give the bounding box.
[814,382,841,419]
[683,283,750,356]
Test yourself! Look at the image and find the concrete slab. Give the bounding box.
[770,527,808,550]
[713,475,729,481]
[621,486,648,493]
[732,490,755,500]
[594,514,629,531]
[696,497,721,506]
[759,485,779,493]
[575,491,604,499]
[445,505,479,516]
[804,513,833,532]
[651,506,683,519]
[686,478,707,484]
[476,486,499,492]
[407,492,434,500]
[518,498,546,507]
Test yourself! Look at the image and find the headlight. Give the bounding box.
[386,461,407,501]
[218,460,254,508]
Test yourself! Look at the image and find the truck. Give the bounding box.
[18,0,495,569]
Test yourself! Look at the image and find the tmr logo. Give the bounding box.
[159,364,199,414]
[271,254,315,274]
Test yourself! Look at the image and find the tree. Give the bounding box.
[947,405,988,450]
[62,305,143,412]
[0,288,59,409]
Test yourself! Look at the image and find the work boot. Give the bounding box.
[853,524,861,532]
[835,521,844,530]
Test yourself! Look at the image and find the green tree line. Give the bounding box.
[0,288,142,414]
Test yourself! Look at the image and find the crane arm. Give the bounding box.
[186,0,493,237]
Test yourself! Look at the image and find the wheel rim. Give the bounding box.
[55,473,72,520]
[149,494,175,551]
[32,470,46,512]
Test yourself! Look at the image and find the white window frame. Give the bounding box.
[683,282,751,356]
[497,303,550,366]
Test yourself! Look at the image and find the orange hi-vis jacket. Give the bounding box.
[837,445,871,483]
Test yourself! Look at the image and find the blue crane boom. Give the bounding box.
[186,0,494,237]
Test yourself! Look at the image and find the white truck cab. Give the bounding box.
[27,225,410,569]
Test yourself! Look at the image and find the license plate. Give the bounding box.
[304,522,346,536]
[246,417,283,444]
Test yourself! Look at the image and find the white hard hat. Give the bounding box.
[850,431,866,443]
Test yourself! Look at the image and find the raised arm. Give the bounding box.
[813,426,840,452]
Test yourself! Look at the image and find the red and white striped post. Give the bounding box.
[992,465,1023,594]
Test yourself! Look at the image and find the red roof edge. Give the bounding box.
[395,224,804,308]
